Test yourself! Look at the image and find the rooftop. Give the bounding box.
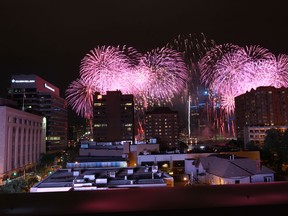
[30,166,173,192]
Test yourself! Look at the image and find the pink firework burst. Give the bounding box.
[200,44,280,114]
[138,47,189,106]
[199,43,288,136]
[199,43,241,88]
[275,54,288,88]
[65,77,96,119]
[79,45,139,95]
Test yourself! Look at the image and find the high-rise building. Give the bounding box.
[0,98,46,185]
[235,86,288,143]
[144,107,180,151]
[7,74,68,154]
[93,90,134,143]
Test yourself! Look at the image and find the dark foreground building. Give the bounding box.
[1,181,288,215]
[93,91,134,143]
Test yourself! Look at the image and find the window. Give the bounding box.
[264,176,272,182]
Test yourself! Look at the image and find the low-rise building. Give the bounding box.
[30,166,174,192]
[185,154,275,185]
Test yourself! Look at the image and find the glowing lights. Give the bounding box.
[11,79,35,83]
[44,83,55,92]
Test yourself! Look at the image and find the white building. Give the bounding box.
[0,101,46,185]
[185,154,275,185]
[244,125,288,149]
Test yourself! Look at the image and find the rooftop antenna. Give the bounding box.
[22,88,26,111]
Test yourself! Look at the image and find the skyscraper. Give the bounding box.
[93,90,134,143]
[8,74,68,154]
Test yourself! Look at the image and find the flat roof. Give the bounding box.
[31,166,173,192]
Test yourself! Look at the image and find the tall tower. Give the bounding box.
[144,107,180,151]
[8,74,68,154]
[93,90,134,143]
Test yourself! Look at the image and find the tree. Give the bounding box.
[263,128,286,172]
[39,153,55,167]
[246,141,260,151]
[264,128,281,153]
[0,178,27,193]
[280,129,288,164]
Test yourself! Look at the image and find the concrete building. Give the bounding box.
[30,166,174,192]
[235,86,288,144]
[0,98,46,185]
[243,125,288,149]
[145,107,180,151]
[7,74,68,153]
[67,141,160,169]
[93,91,134,143]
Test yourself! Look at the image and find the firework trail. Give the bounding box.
[166,32,216,100]
[166,33,216,139]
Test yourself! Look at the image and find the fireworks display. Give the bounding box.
[66,33,288,141]
[137,47,189,106]
[66,45,189,118]
[79,45,139,95]
[199,44,288,136]
[166,33,216,139]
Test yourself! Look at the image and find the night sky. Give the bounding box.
[1,0,288,99]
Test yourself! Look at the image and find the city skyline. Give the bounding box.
[1,0,288,99]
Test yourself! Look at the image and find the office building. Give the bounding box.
[0,98,46,185]
[235,86,288,143]
[144,107,180,151]
[7,74,68,153]
[93,90,134,143]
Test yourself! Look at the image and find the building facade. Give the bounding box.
[243,125,288,149]
[235,86,288,143]
[145,107,180,151]
[93,91,134,143]
[8,74,68,153]
[0,99,46,185]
